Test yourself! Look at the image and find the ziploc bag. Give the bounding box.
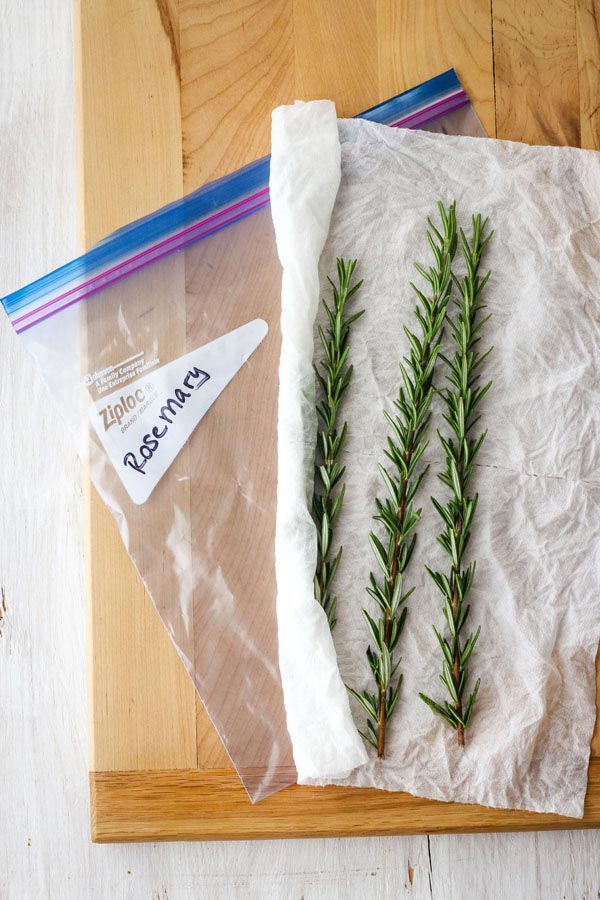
[1,70,485,802]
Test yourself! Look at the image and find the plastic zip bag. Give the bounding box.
[2,69,485,802]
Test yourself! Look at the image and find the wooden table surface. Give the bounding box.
[2,1,600,896]
[80,0,600,842]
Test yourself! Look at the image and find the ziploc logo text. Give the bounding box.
[98,389,146,431]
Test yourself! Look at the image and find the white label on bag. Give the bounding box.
[89,318,268,505]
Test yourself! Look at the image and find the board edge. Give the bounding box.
[90,758,600,843]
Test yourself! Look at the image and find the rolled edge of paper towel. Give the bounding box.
[270,99,369,782]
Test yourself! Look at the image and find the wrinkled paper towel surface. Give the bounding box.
[270,100,600,817]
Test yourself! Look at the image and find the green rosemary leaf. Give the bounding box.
[431,495,453,529]
[379,644,392,687]
[318,464,330,492]
[455,602,470,635]
[367,574,389,607]
[389,575,405,616]
[427,229,443,267]
[448,527,459,569]
[390,659,402,682]
[313,575,321,604]
[444,601,457,637]
[419,692,458,728]
[328,463,346,491]
[375,502,402,537]
[399,360,416,402]
[463,678,481,726]
[398,534,417,574]
[327,597,337,630]
[366,719,379,744]
[459,627,481,670]
[413,261,431,283]
[386,676,403,719]
[427,217,443,243]
[426,567,451,601]
[362,608,382,649]
[461,494,478,534]
[440,671,458,705]
[399,586,416,607]
[378,464,399,504]
[347,686,378,720]
[334,343,351,377]
[442,702,465,728]
[320,511,331,559]
[433,625,454,668]
[369,532,389,577]
[366,647,379,678]
[390,604,412,648]
[359,726,379,749]
[329,483,346,524]
[344,302,365,321]
[382,409,406,446]
[449,457,463,501]
[405,442,427,478]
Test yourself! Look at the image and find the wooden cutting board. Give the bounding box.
[78,0,600,842]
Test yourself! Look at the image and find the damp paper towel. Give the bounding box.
[270,99,600,818]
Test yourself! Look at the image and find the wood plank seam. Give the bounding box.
[490,0,499,138]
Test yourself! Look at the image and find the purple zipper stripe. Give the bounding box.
[13,187,270,327]
[404,95,471,130]
[392,90,466,128]
[15,198,271,334]
[13,89,470,328]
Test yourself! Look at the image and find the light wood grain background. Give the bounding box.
[2,0,600,896]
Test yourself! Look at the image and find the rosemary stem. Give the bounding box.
[452,452,465,746]
[373,260,451,759]
[376,428,412,758]
[419,211,493,746]
[313,259,364,631]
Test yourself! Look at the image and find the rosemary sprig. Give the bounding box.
[348,203,457,758]
[419,213,493,747]
[313,258,364,630]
